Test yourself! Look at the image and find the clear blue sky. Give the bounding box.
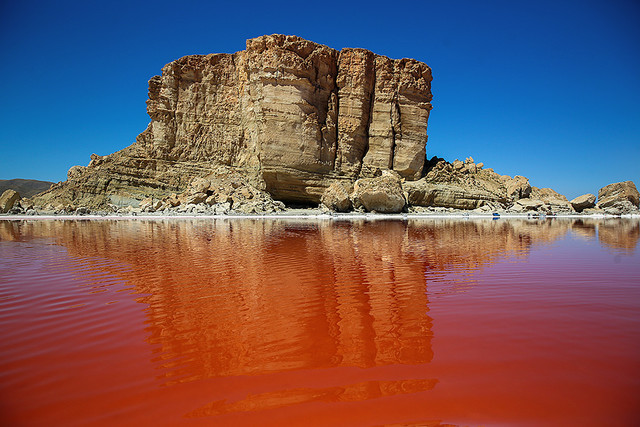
[1,0,638,199]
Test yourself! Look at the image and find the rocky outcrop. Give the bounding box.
[505,176,532,201]
[528,187,573,213]
[597,181,640,208]
[404,157,510,210]
[570,194,596,212]
[33,34,432,209]
[0,190,20,213]
[404,180,504,210]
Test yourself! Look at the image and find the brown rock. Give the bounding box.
[362,56,432,180]
[530,187,573,212]
[597,181,640,208]
[0,190,21,213]
[405,179,506,210]
[67,166,87,180]
[413,159,511,209]
[33,34,433,209]
[351,172,406,213]
[506,176,532,200]
[531,187,568,203]
[570,194,596,212]
[321,182,352,212]
[164,193,181,207]
[516,198,545,211]
[334,49,376,177]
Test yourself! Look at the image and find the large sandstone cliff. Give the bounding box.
[35,35,432,208]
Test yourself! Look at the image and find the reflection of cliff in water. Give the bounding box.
[1,218,637,387]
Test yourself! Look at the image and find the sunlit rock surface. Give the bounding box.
[34,35,432,208]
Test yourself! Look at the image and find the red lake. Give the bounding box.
[1,217,639,426]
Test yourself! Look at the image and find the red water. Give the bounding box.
[0,218,639,426]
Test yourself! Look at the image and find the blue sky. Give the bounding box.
[1,0,638,199]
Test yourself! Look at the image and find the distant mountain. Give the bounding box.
[0,179,54,198]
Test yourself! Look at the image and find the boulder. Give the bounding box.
[140,198,163,212]
[408,159,510,210]
[183,192,208,205]
[404,179,505,210]
[603,200,638,215]
[506,176,532,200]
[74,207,90,215]
[570,194,596,212]
[530,187,573,212]
[597,181,640,208]
[516,198,545,211]
[0,189,21,213]
[321,182,352,212]
[351,172,406,213]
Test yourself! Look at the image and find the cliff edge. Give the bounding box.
[34,34,433,208]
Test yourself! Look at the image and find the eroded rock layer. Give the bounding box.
[35,34,432,208]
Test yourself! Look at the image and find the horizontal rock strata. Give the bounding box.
[597,181,639,208]
[34,34,432,208]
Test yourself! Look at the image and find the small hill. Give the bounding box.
[0,179,54,198]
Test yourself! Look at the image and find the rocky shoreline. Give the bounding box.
[1,35,638,218]
[2,207,639,221]
[1,160,639,218]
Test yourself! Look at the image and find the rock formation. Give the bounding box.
[0,190,20,213]
[404,157,510,210]
[570,194,596,212]
[33,34,432,209]
[597,181,639,208]
[320,182,352,212]
[351,171,406,213]
[21,35,639,216]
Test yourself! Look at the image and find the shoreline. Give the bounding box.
[2,212,640,221]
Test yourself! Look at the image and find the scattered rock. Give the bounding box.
[570,194,596,212]
[75,207,90,215]
[409,158,510,210]
[530,187,573,213]
[140,198,163,212]
[516,198,545,211]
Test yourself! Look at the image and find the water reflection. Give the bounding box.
[0,217,638,419]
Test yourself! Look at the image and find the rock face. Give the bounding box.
[597,181,640,208]
[0,190,21,213]
[505,176,532,201]
[34,34,432,209]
